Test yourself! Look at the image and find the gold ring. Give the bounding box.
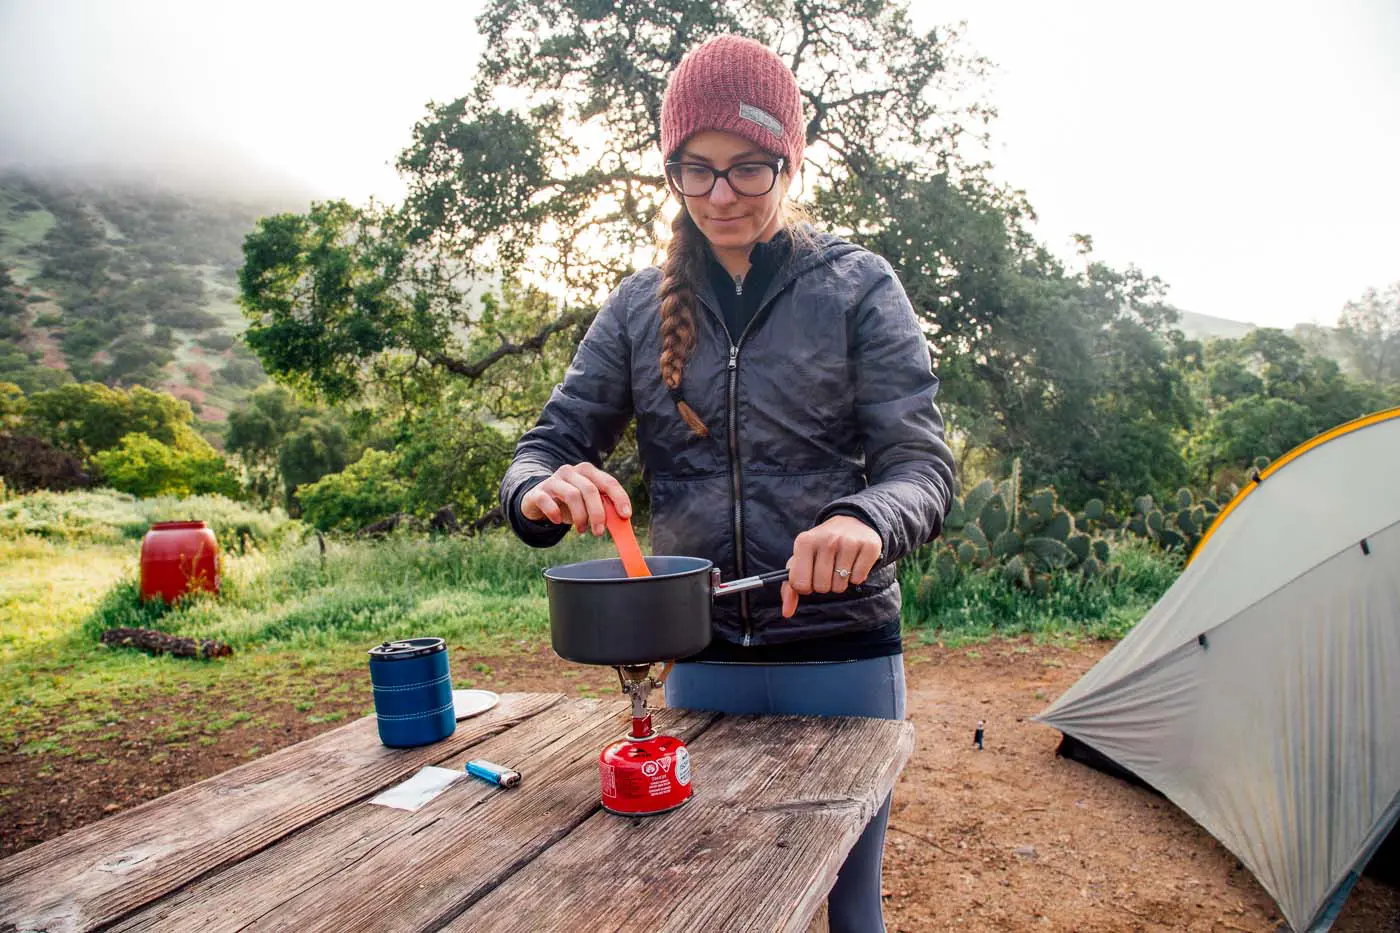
[835,568,851,578]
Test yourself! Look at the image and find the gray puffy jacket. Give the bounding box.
[500,232,954,647]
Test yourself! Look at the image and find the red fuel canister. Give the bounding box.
[140,521,220,604]
[598,724,693,815]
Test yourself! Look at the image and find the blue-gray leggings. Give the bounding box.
[664,655,907,933]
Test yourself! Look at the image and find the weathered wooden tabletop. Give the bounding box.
[0,692,914,933]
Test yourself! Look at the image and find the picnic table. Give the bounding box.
[0,692,914,932]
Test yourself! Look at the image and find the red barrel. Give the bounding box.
[140,521,220,604]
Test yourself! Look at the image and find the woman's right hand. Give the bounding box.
[519,463,633,536]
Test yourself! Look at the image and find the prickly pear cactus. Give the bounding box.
[934,548,961,585]
[1118,483,1232,554]
[930,474,1121,594]
[980,496,1010,541]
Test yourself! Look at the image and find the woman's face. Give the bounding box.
[671,130,788,253]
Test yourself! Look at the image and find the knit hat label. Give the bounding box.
[738,103,784,141]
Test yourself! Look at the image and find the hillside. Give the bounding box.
[1174,309,1257,342]
[0,169,307,426]
[1171,309,1362,377]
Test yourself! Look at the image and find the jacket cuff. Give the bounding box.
[508,476,570,549]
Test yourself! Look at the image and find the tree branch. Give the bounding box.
[790,1,815,74]
[825,87,895,109]
[430,309,597,380]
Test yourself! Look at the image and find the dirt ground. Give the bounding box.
[2,638,1396,932]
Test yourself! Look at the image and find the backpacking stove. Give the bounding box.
[597,662,692,816]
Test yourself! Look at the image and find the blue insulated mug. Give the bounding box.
[368,637,456,748]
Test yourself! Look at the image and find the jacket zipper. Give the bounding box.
[726,343,750,643]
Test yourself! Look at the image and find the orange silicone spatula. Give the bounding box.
[602,496,651,578]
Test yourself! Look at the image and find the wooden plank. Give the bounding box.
[109,702,719,933]
[443,713,915,933]
[0,692,563,933]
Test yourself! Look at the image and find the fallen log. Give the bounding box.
[100,627,233,659]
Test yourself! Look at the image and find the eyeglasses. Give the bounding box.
[664,158,785,198]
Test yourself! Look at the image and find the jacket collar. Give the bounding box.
[691,226,862,338]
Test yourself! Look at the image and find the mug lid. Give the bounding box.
[368,637,447,660]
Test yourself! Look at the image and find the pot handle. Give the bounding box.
[711,568,790,599]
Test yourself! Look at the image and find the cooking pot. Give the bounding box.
[543,557,788,665]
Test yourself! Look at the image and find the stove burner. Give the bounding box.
[598,662,694,816]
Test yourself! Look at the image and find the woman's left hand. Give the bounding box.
[780,515,883,618]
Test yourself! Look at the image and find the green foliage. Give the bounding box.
[279,416,355,503]
[296,449,409,532]
[239,195,584,420]
[397,105,552,271]
[824,157,1197,510]
[1188,329,1396,480]
[0,341,71,394]
[221,6,1400,525]
[90,433,240,499]
[80,529,615,649]
[60,517,1182,662]
[0,265,25,345]
[393,397,515,523]
[225,384,304,503]
[239,202,453,405]
[0,380,23,431]
[235,0,1008,426]
[225,384,356,509]
[291,392,515,531]
[0,488,298,549]
[980,497,1010,541]
[20,382,205,458]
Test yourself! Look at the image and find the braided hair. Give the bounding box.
[657,207,712,437]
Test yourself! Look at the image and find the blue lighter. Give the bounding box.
[465,759,522,788]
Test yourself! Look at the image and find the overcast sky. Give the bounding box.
[1,0,1397,329]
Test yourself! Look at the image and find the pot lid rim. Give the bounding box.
[543,555,712,583]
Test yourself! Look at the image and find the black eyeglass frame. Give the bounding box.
[663,158,787,198]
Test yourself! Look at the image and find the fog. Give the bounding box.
[0,0,482,201]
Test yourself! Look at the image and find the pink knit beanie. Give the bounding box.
[660,35,805,175]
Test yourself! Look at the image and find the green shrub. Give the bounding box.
[393,404,514,523]
[296,449,409,532]
[91,432,241,499]
[20,382,206,457]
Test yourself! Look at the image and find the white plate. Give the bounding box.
[452,689,500,720]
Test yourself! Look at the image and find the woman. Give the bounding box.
[499,34,954,932]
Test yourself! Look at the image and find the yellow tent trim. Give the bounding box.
[1188,406,1400,565]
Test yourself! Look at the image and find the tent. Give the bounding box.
[1035,408,1400,932]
